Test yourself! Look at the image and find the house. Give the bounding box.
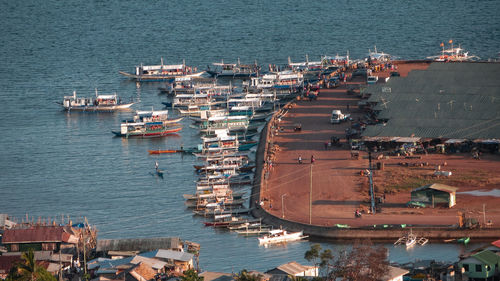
[140,249,194,273]
[410,183,457,208]
[199,272,234,281]
[459,250,500,279]
[381,266,409,281]
[0,214,16,230]
[265,261,318,277]
[96,237,183,256]
[1,226,79,252]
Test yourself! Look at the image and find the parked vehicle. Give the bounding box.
[330,109,350,124]
[367,75,379,84]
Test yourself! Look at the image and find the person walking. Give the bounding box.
[298,155,302,164]
[311,155,315,164]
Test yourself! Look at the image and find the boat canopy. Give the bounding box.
[96,95,117,100]
[140,64,184,71]
[136,110,169,117]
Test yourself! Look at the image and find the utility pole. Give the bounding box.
[281,194,287,219]
[309,164,313,224]
[368,152,376,214]
[483,204,486,226]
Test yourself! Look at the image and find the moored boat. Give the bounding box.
[112,110,182,138]
[206,59,260,78]
[257,229,308,244]
[61,90,134,111]
[119,58,205,81]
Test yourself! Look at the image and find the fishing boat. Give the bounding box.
[60,90,134,111]
[119,58,205,81]
[258,229,308,244]
[112,110,182,138]
[427,41,479,62]
[206,59,260,78]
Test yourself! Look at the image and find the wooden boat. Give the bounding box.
[148,149,180,154]
[61,90,134,111]
[258,229,308,244]
[112,124,182,138]
[112,110,183,138]
[426,41,479,62]
[457,237,470,244]
[206,59,260,78]
[119,58,205,81]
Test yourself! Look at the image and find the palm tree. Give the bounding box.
[180,269,204,281]
[9,249,56,281]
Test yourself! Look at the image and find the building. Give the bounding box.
[361,62,500,141]
[410,183,457,208]
[1,226,79,252]
[458,250,500,279]
[265,261,318,277]
[381,266,409,281]
[96,237,182,255]
[140,249,194,273]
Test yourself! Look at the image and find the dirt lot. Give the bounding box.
[260,65,500,229]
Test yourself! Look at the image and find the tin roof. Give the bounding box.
[472,250,500,265]
[140,249,193,262]
[362,62,500,139]
[413,183,458,193]
[2,226,73,244]
[96,237,181,253]
[275,261,310,275]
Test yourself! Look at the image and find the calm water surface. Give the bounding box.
[1,0,499,271]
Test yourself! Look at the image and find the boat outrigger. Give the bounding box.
[112,110,182,138]
[60,90,134,111]
[119,58,205,81]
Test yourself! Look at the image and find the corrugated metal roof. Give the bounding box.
[362,62,500,139]
[140,249,193,262]
[2,226,71,244]
[413,183,458,193]
[276,261,309,275]
[473,250,500,265]
[96,237,181,252]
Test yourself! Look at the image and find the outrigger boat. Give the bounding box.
[112,110,182,138]
[258,229,308,244]
[61,90,134,111]
[206,59,260,78]
[119,58,205,81]
[427,40,479,62]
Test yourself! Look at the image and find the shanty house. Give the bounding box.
[265,261,318,277]
[140,249,194,273]
[410,183,457,208]
[1,226,79,252]
[459,250,500,279]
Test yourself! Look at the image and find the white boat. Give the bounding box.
[119,58,205,81]
[206,59,260,78]
[405,233,417,248]
[258,229,308,244]
[426,41,479,62]
[61,90,134,111]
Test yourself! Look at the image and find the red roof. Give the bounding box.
[492,239,500,248]
[2,226,71,244]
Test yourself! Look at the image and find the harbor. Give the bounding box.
[1,0,500,276]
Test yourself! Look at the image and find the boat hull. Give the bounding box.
[64,103,135,111]
[113,127,182,138]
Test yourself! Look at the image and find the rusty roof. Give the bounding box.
[2,226,71,244]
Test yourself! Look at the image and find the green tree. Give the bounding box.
[7,249,56,281]
[304,244,321,276]
[234,269,262,281]
[181,269,204,281]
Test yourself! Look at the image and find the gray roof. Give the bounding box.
[96,237,181,252]
[362,62,500,139]
[413,183,458,193]
[140,249,193,262]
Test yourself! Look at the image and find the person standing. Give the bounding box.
[311,155,315,164]
[298,155,302,164]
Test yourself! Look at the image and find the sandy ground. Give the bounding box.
[260,64,500,228]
